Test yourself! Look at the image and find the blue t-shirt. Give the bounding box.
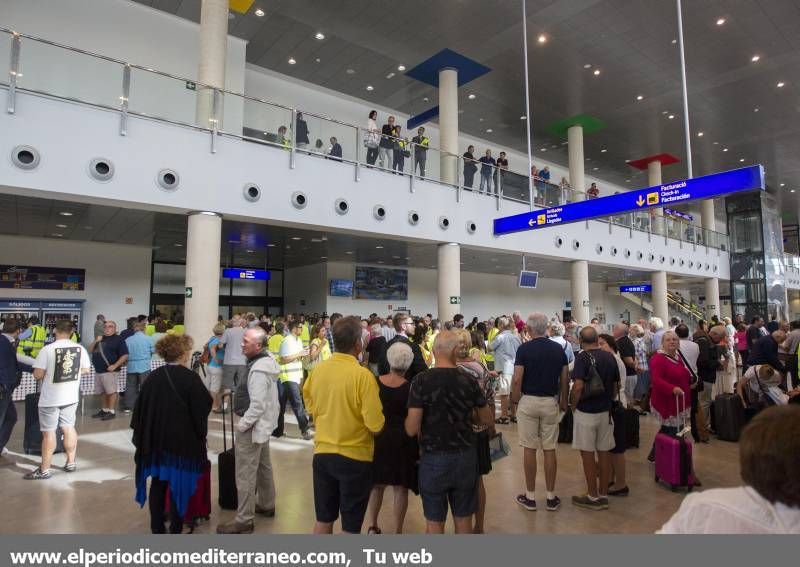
[208,336,224,368]
[125,331,154,374]
[479,156,496,173]
[92,335,129,373]
[514,337,567,397]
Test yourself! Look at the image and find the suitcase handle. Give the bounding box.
[222,392,235,452]
[676,391,688,433]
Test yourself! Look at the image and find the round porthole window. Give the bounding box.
[243,183,261,202]
[408,211,420,225]
[466,220,477,234]
[624,249,631,258]
[636,251,643,260]
[373,205,387,220]
[555,236,564,248]
[157,169,179,191]
[438,216,450,230]
[89,158,114,182]
[572,239,581,250]
[11,145,41,170]
[610,246,618,257]
[335,198,349,215]
[291,191,308,209]
[595,244,604,255]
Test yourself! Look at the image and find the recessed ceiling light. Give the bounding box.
[751,55,760,62]
[287,57,296,65]
[315,32,325,40]
[246,249,254,253]
[777,81,785,88]
[366,85,374,91]
[59,211,73,216]
[479,117,484,122]
[713,141,719,145]
[486,128,493,133]
[593,167,599,171]
[51,233,63,238]
[55,224,68,228]
[739,158,745,162]
[386,72,395,79]
[662,110,669,115]
[671,39,677,44]
[780,183,786,187]
[792,190,796,193]
[716,18,726,25]
[255,8,265,17]
[593,69,601,76]
[267,243,276,247]
[601,148,607,153]
[583,63,592,69]
[346,251,353,254]
[291,236,302,240]
[754,107,759,112]
[468,94,476,100]
[537,34,547,43]
[723,147,729,152]
[626,179,631,183]
[636,95,643,100]
[320,256,327,259]
[540,148,547,151]
[315,58,321,63]
[668,114,675,119]
[174,243,183,247]
[520,115,527,120]
[697,131,704,137]
[397,65,406,71]
[83,226,93,230]
[375,245,383,249]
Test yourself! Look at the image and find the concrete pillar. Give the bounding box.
[652,270,669,324]
[568,125,585,198]
[437,243,461,322]
[195,0,228,127]
[184,212,222,344]
[705,277,720,320]
[701,200,716,233]
[571,260,590,325]
[439,68,459,185]
[648,160,665,235]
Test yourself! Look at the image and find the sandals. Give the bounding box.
[495,417,510,425]
[367,526,382,534]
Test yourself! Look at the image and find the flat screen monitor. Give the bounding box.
[518,270,539,289]
[329,279,353,297]
[354,266,408,300]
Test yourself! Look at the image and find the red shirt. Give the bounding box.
[649,352,692,420]
[515,319,525,333]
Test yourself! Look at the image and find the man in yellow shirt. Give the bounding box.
[303,316,384,534]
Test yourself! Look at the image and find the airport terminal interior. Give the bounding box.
[1,0,800,535]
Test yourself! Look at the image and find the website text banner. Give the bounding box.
[0,535,782,567]
[493,165,765,235]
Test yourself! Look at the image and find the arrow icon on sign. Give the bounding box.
[636,195,645,207]
[528,218,535,227]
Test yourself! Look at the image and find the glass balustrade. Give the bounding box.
[0,27,732,251]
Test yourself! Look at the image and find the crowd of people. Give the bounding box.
[1,307,799,534]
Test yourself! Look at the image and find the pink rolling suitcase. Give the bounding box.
[654,394,696,492]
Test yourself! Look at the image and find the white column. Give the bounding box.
[648,160,665,235]
[704,277,720,320]
[439,68,459,185]
[652,270,669,324]
[195,0,228,127]
[571,260,590,325]
[437,243,461,322]
[184,212,222,344]
[701,200,716,233]
[568,125,585,198]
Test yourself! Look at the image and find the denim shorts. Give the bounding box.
[418,448,478,522]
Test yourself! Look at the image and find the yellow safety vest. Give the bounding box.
[18,325,46,358]
[300,323,311,349]
[171,324,185,336]
[70,332,80,344]
[278,335,304,383]
[145,324,155,336]
[485,327,499,362]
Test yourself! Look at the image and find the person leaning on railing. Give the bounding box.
[463,145,478,188]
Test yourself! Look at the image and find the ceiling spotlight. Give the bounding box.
[723,147,729,152]
[593,69,600,76]
[583,63,592,69]
[51,233,63,238]
[366,85,374,91]
[780,183,786,187]
[315,32,325,40]
[636,95,643,100]
[697,131,704,137]
[792,190,796,193]
[593,167,599,171]
[320,256,327,260]
[777,81,785,88]
[468,93,476,100]
[397,64,406,71]
[540,147,547,151]
[423,97,429,102]
[345,251,353,254]
[59,211,73,216]
[84,225,93,230]
[315,58,321,63]
[386,72,395,79]
[346,68,355,74]
[267,243,276,247]
[751,55,760,62]
[291,237,302,240]
[662,110,669,115]
[246,249,254,253]
[739,158,745,162]
[600,148,607,153]
[716,18,726,25]
[55,224,68,229]
[287,57,296,65]
[254,8,265,17]
[754,107,759,112]
[174,243,183,247]
[537,34,547,43]
[626,179,631,183]
[668,114,675,119]
[671,39,677,44]
[375,245,384,249]
[485,128,493,133]
[520,115,527,120]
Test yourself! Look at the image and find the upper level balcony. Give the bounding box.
[0,27,730,279]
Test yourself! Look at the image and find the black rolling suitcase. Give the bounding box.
[23,392,65,455]
[558,408,573,443]
[714,393,745,442]
[218,393,237,510]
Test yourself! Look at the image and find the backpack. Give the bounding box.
[200,341,211,365]
[580,351,606,400]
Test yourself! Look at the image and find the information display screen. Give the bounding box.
[329,279,354,297]
[222,268,270,280]
[518,271,539,289]
[620,284,652,293]
[0,265,85,290]
[355,267,408,300]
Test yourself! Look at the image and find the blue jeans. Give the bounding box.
[273,381,309,437]
[0,389,18,452]
[124,371,149,411]
[418,448,478,522]
[479,172,493,193]
[635,370,651,401]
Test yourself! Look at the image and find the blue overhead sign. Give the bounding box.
[620,284,652,293]
[493,165,764,236]
[222,268,270,281]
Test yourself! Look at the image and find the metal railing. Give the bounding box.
[0,27,729,251]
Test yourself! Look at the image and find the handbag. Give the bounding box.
[580,352,605,400]
[488,432,511,461]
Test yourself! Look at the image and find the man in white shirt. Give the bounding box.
[24,320,90,480]
[675,324,699,375]
[659,406,800,534]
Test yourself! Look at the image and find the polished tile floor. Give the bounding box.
[0,398,743,534]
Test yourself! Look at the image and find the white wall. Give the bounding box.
[284,263,327,315]
[0,235,152,342]
[3,0,247,130]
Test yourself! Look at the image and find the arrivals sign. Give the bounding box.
[493,165,764,236]
[620,285,652,293]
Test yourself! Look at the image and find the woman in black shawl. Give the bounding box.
[131,334,211,534]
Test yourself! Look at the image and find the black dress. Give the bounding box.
[372,379,419,492]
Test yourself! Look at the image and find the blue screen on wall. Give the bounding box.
[329,279,354,297]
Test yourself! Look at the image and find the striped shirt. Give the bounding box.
[634,337,649,371]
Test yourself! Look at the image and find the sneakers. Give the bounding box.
[608,485,630,497]
[23,467,52,480]
[92,410,108,419]
[546,496,562,511]
[101,412,116,421]
[301,430,314,441]
[122,408,132,414]
[572,495,608,511]
[515,494,536,511]
[216,520,254,534]
[63,462,77,473]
